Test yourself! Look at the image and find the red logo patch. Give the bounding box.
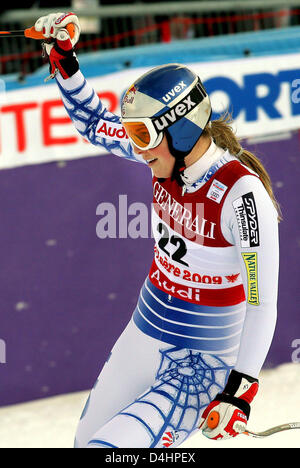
[225,273,240,283]
[162,431,174,448]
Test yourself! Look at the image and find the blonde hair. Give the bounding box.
[202,113,282,221]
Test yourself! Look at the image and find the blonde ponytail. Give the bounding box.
[202,113,282,221]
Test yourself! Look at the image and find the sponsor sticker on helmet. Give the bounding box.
[153,96,197,131]
[121,85,138,117]
[123,84,137,105]
[162,81,187,103]
[153,81,206,132]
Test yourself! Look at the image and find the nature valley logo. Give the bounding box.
[242,252,260,306]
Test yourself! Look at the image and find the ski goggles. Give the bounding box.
[122,78,207,151]
[122,117,163,151]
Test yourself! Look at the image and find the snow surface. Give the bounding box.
[0,362,299,448]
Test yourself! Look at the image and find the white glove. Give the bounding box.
[34,12,81,48]
[199,370,259,441]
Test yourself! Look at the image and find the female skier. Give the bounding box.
[35,13,280,448]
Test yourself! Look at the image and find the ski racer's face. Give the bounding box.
[132,135,176,179]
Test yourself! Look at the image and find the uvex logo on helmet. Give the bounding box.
[162,81,187,103]
[153,95,196,132]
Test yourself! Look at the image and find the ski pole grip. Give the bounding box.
[24,23,75,40]
[207,411,220,430]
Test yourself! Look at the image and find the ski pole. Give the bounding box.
[0,23,75,40]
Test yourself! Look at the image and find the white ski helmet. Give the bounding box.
[122,63,211,157]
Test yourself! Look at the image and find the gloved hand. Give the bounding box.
[34,12,81,80]
[199,370,259,440]
[35,12,81,48]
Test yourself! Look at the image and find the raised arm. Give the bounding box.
[35,12,145,164]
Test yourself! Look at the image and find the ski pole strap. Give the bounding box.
[214,393,251,419]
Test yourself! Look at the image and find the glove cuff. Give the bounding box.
[49,42,79,79]
[214,393,251,419]
[223,370,259,402]
[216,370,259,419]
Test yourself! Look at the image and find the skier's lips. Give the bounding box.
[144,158,158,166]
